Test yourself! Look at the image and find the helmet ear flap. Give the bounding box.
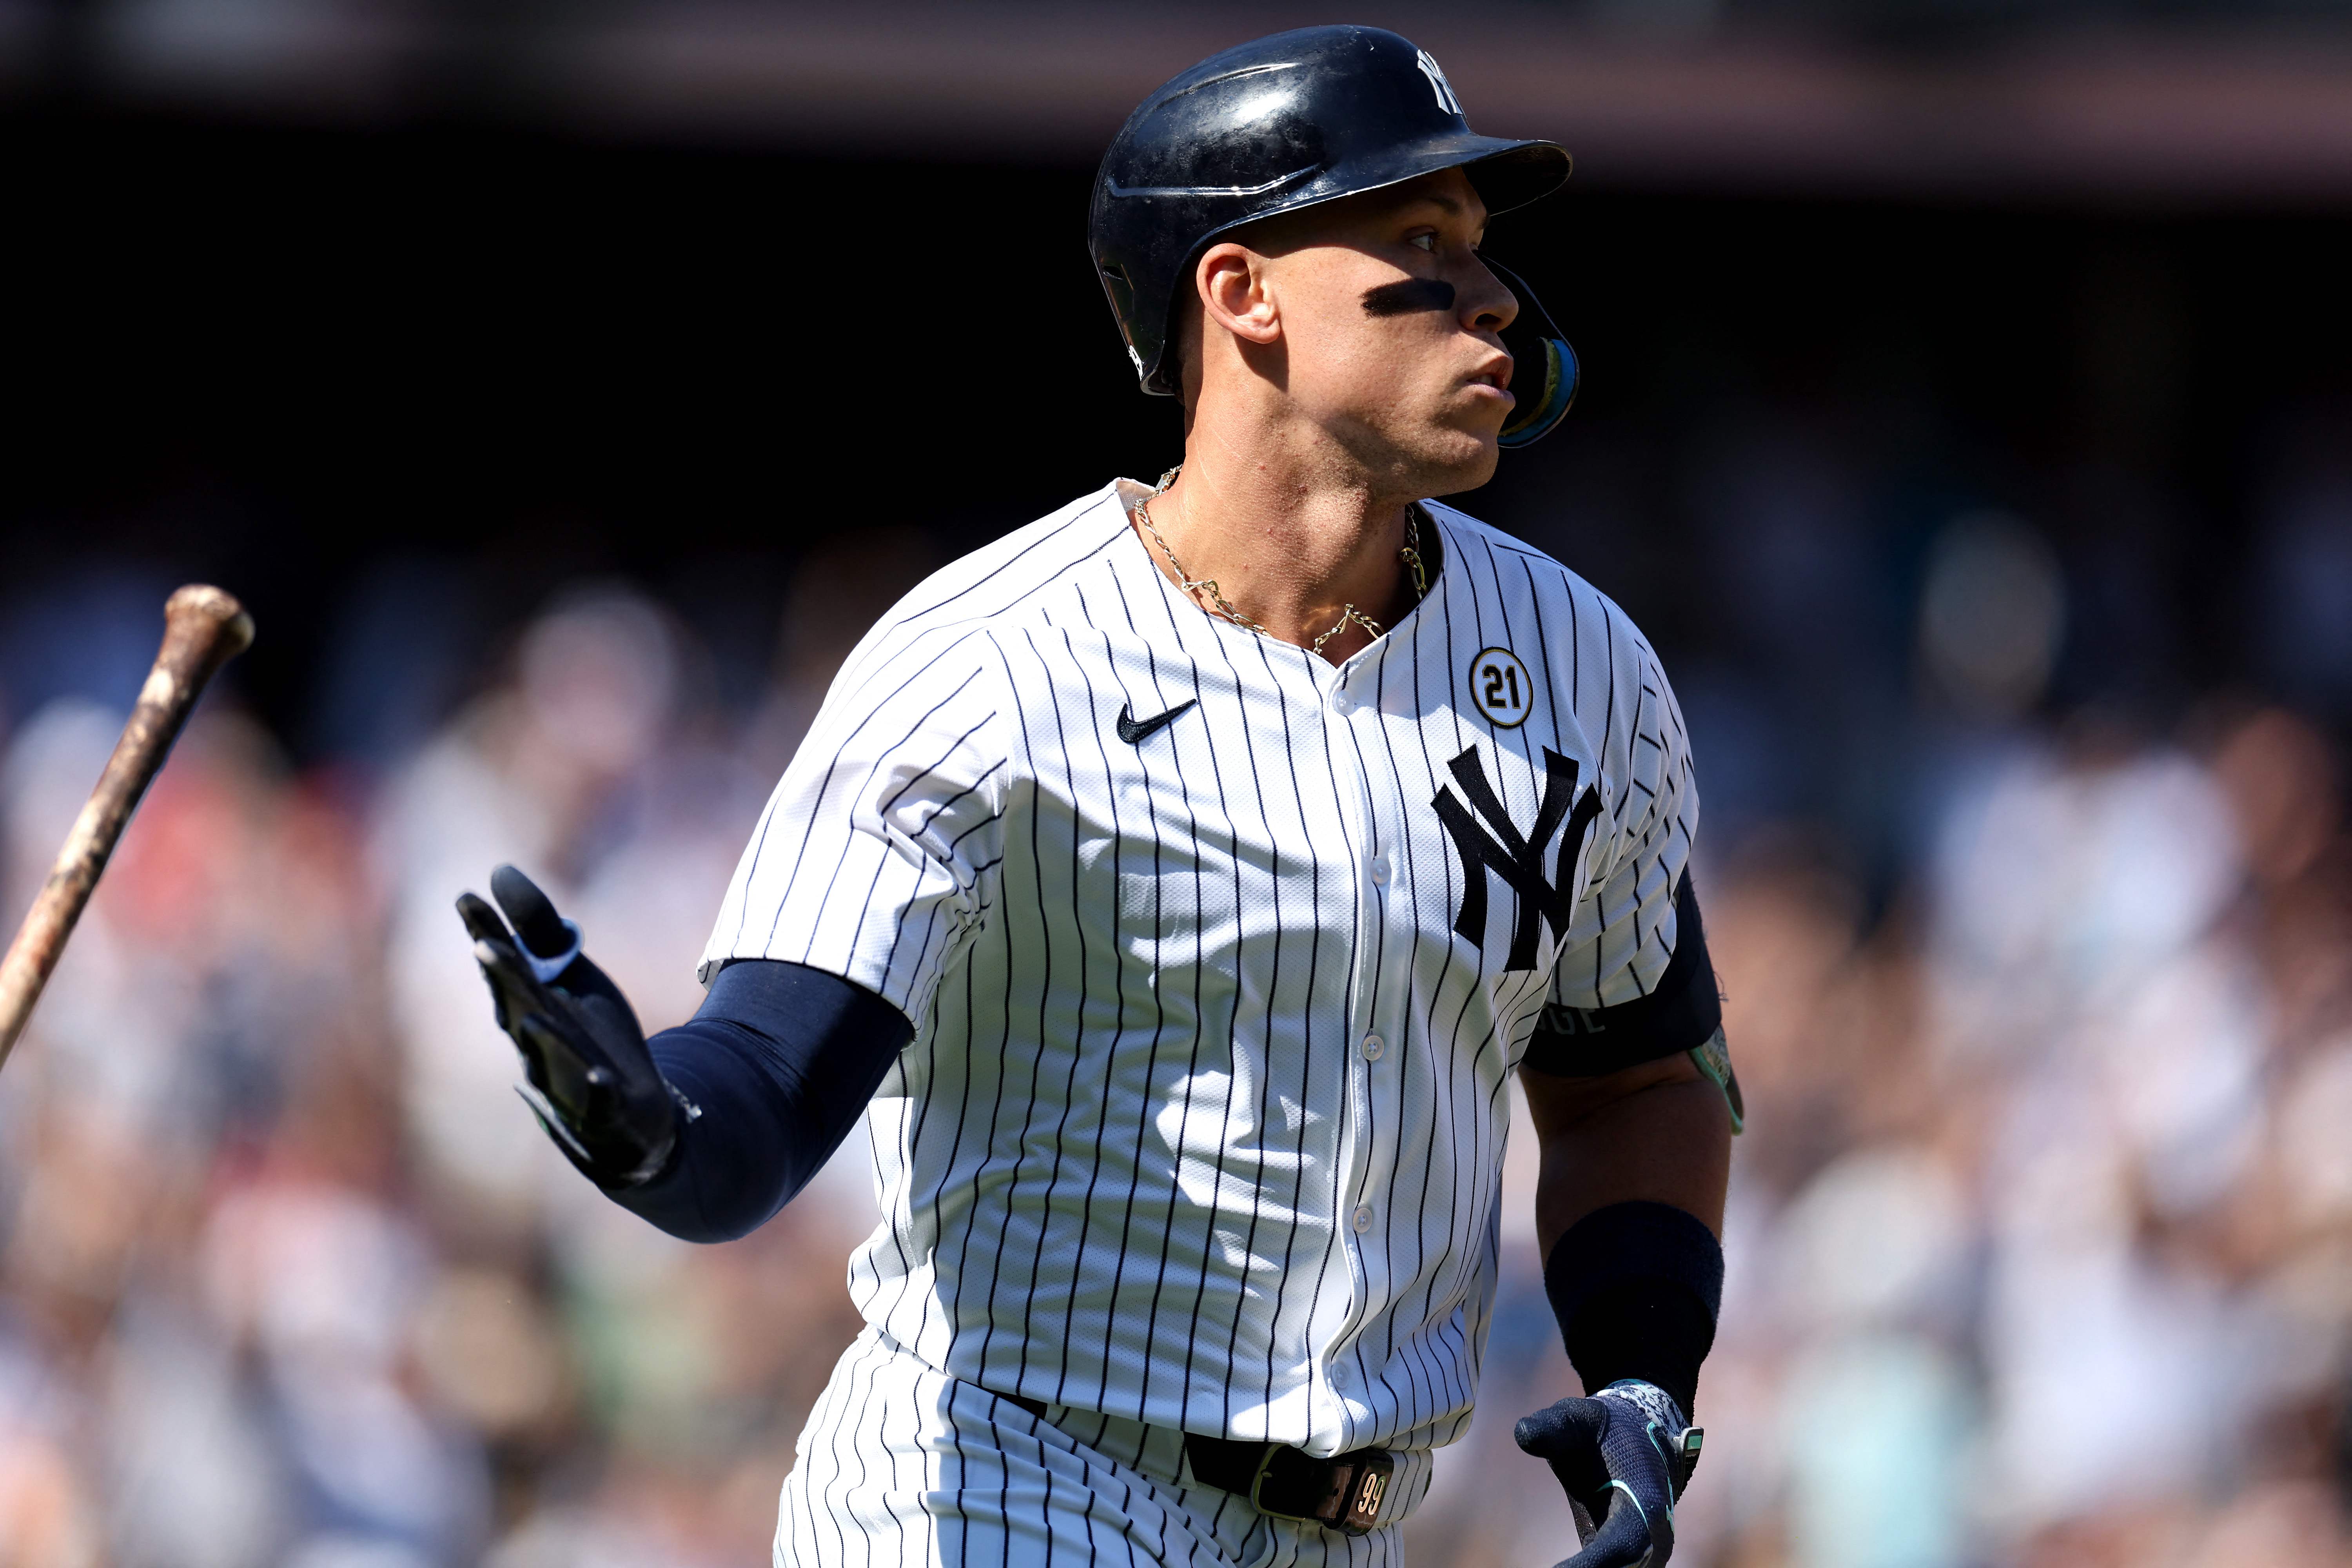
[1483,256,1578,448]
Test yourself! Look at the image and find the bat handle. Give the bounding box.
[0,585,256,1071]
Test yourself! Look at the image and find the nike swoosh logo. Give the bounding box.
[1116,699,1197,745]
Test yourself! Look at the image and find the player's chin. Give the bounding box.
[1416,412,1505,492]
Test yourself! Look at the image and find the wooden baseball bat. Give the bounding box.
[0,585,256,1073]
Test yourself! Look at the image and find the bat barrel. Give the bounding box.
[0,584,256,1070]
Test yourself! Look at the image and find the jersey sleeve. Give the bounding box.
[1523,633,1713,1076]
[698,628,1013,1028]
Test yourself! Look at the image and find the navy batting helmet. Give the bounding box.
[1089,25,1579,445]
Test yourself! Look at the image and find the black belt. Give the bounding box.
[1002,1393,1395,1536]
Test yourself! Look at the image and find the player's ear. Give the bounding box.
[1196,242,1281,348]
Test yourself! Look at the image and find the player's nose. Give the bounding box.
[1462,255,1521,336]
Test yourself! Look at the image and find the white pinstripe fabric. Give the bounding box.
[704,478,1697,1464]
[777,1327,1425,1568]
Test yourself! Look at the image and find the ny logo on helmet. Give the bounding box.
[1432,746,1602,971]
[1415,50,1463,117]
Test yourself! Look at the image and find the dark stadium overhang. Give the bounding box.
[7,1,2352,203]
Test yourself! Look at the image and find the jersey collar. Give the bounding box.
[1105,478,1450,672]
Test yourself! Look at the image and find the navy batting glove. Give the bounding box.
[457,864,687,1189]
[1514,1380,1701,1568]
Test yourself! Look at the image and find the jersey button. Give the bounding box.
[1361,1034,1384,1062]
[1332,690,1355,715]
[1368,855,1390,886]
[1351,1204,1375,1233]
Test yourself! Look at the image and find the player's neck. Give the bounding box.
[1136,428,1421,666]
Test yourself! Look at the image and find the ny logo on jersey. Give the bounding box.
[1415,49,1464,117]
[1432,746,1602,970]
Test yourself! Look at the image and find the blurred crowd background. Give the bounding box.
[5,2,2352,1566]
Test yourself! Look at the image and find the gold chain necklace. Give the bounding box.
[1135,466,1429,655]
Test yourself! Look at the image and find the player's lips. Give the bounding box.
[1464,371,1515,408]
[1465,354,1514,399]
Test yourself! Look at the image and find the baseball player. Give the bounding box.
[459,25,1738,1568]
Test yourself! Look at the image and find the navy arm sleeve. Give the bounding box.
[606,958,913,1243]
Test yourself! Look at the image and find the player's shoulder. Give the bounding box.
[1422,500,1662,667]
[833,483,1134,683]
[877,483,1131,636]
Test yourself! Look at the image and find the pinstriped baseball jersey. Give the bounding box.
[700,477,1698,1460]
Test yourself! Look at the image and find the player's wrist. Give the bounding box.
[1544,1200,1723,1419]
[513,1031,686,1189]
[1594,1379,1704,1501]
[1593,1378,1686,1428]
[577,1091,688,1191]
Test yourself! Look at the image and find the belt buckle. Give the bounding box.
[1248,1445,1396,1537]
[1335,1450,1395,1534]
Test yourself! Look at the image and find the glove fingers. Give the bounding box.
[465,871,676,1189]
[1518,1398,1613,1499]
[465,926,574,1080]
[456,891,515,947]
[468,923,635,1118]
[1515,1397,1609,1459]
[491,864,572,960]
[1561,1486,1666,1568]
[469,929,548,1012]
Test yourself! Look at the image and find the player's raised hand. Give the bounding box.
[1514,1381,1701,1568]
[457,864,685,1189]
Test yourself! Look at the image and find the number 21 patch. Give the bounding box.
[1469,647,1533,728]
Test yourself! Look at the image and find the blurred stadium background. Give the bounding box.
[5,2,2352,1564]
